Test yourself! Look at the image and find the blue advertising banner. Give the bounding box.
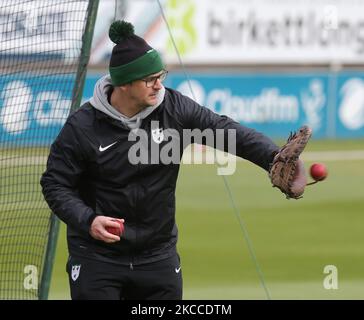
[1,72,364,146]
[0,74,75,146]
[166,73,329,139]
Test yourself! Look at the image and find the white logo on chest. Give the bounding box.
[151,127,164,144]
[99,141,117,152]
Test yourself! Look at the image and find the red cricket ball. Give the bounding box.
[310,163,328,181]
[106,220,124,236]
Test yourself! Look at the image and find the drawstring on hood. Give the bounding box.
[89,74,165,130]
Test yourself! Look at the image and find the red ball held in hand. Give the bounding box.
[106,220,124,236]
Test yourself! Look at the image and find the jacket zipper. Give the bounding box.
[129,157,140,272]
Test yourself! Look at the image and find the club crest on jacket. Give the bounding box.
[71,264,81,281]
[151,127,164,144]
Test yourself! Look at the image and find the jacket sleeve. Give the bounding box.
[171,90,280,171]
[40,121,96,235]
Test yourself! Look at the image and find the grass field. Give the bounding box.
[46,139,364,300]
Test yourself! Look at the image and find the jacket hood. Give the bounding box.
[89,74,165,130]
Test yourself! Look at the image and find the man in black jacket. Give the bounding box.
[41,20,306,300]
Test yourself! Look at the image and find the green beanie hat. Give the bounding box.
[108,20,165,86]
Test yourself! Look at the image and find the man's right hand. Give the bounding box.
[89,216,124,243]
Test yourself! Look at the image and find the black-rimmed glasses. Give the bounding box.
[142,70,168,88]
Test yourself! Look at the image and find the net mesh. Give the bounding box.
[0,0,90,299]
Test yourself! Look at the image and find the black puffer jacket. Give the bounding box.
[40,87,279,266]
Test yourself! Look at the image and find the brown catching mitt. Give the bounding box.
[269,126,312,199]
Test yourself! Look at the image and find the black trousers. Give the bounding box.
[66,253,183,300]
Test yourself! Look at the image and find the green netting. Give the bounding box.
[0,0,98,299]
